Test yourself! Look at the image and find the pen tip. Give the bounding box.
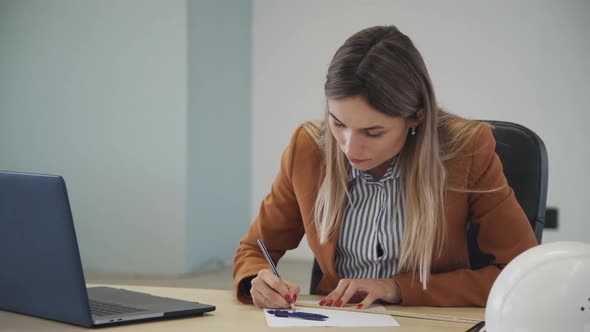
[290,303,296,312]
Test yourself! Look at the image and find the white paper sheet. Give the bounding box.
[264,301,400,328]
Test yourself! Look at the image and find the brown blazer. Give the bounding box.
[233,123,537,307]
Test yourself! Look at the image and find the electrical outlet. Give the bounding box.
[545,207,558,229]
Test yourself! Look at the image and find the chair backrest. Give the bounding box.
[467,120,548,269]
[310,120,549,293]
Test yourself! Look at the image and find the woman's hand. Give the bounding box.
[319,278,401,309]
[250,269,301,309]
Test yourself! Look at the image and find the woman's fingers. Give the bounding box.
[319,278,350,306]
[258,270,297,304]
[339,280,365,306]
[318,278,399,308]
[284,280,301,303]
[250,278,289,308]
[250,288,278,308]
[250,269,298,308]
[356,292,378,309]
[335,280,370,307]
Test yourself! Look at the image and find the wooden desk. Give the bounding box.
[0,285,484,331]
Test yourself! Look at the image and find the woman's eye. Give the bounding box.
[335,122,346,128]
[366,131,383,138]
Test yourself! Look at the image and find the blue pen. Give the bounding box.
[268,310,329,321]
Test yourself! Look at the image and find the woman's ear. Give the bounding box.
[410,109,425,128]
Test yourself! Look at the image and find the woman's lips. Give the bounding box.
[348,157,368,164]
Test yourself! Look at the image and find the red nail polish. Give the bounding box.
[335,300,343,307]
[293,294,297,302]
[326,300,334,306]
[319,299,326,306]
[357,303,363,309]
[285,295,292,303]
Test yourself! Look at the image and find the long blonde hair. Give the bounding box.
[304,26,490,289]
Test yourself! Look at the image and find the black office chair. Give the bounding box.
[466,120,548,269]
[310,120,548,293]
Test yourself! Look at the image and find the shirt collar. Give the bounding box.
[349,155,400,183]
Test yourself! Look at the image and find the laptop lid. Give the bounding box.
[0,171,93,327]
[0,171,215,327]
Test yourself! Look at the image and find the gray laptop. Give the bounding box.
[0,171,215,327]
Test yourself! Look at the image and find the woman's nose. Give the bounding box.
[343,132,362,156]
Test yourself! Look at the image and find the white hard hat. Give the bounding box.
[485,241,590,332]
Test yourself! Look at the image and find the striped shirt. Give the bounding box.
[335,157,405,279]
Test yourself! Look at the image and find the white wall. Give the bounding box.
[252,0,590,260]
[0,0,188,274]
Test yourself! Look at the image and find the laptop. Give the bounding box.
[0,170,216,327]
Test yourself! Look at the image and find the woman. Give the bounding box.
[233,25,537,309]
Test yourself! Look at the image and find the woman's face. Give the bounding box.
[327,96,413,177]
